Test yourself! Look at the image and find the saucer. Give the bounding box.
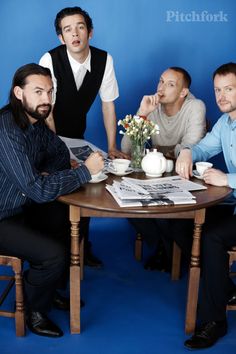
[107,167,133,176]
[89,173,108,183]
[193,170,204,180]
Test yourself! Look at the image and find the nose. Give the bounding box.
[41,92,52,104]
[72,28,78,37]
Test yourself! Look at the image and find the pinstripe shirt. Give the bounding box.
[0,109,91,221]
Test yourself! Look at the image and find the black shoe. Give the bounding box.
[26,311,63,338]
[84,250,103,268]
[53,291,85,310]
[184,321,227,350]
[144,250,170,272]
[227,289,236,305]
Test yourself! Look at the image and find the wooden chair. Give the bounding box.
[134,233,182,280]
[227,247,236,310]
[0,255,25,336]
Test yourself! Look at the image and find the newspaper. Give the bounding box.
[59,136,107,162]
[106,175,206,207]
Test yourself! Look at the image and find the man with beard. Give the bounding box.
[175,62,236,349]
[0,63,104,338]
[40,6,127,268]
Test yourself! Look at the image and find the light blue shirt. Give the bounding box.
[191,113,236,200]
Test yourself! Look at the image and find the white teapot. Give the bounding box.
[141,149,167,177]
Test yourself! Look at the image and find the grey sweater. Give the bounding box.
[121,93,206,158]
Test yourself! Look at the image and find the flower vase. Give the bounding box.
[131,142,145,170]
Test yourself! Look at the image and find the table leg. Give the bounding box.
[69,205,81,334]
[185,208,205,334]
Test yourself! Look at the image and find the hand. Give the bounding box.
[139,93,161,116]
[202,168,228,186]
[70,159,79,169]
[84,151,104,175]
[175,149,193,179]
[108,148,130,159]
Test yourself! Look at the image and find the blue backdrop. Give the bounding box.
[0,0,235,167]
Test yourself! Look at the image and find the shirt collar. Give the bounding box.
[66,49,91,74]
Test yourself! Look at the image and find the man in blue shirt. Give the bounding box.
[0,63,104,338]
[176,62,236,349]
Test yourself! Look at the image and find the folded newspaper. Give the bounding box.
[59,136,107,162]
[106,175,206,207]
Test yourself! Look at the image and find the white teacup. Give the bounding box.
[91,171,103,181]
[166,159,174,173]
[110,159,131,174]
[195,162,213,176]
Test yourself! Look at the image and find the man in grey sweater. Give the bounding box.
[122,66,206,159]
[121,67,206,271]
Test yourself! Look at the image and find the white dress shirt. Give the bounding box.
[39,48,119,102]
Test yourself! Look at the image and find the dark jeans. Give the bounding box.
[0,201,70,313]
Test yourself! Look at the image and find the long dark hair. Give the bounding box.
[1,63,52,130]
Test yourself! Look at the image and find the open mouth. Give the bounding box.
[72,40,81,46]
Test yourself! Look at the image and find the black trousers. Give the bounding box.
[129,218,193,262]
[199,209,236,322]
[0,201,71,313]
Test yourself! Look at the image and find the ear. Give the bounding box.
[13,86,23,101]
[58,34,65,45]
[88,29,93,39]
[180,88,189,98]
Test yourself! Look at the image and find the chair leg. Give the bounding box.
[171,242,181,281]
[12,260,25,336]
[135,233,143,261]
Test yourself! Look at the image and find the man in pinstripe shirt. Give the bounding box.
[0,63,104,337]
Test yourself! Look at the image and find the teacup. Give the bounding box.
[91,171,103,181]
[195,162,213,176]
[110,159,130,174]
[166,159,174,173]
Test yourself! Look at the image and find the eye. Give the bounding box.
[225,87,232,92]
[35,90,42,95]
[214,88,220,94]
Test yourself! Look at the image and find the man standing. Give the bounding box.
[0,63,104,337]
[121,67,206,271]
[176,62,236,349]
[40,6,126,267]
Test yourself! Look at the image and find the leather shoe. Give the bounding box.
[144,247,170,272]
[53,291,85,310]
[84,250,103,268]
[26,311,63,337]
[184,321,227,349]
[227,289,236,306]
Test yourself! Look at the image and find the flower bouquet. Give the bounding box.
[118,114,159,169]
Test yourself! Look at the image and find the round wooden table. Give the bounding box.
[59,173,232,334]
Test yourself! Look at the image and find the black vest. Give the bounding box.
[49,45,107,138]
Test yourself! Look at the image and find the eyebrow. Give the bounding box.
[63,21,86,31]
[32,86,53,92]
[160,77,177,84]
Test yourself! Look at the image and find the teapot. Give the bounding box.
[141,149,167,177]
